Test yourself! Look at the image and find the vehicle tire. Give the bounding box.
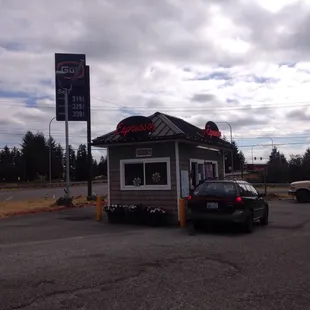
[296,189,310,203]
[187,221,196,235]
[243,212,253,233]
[260,205,269,226]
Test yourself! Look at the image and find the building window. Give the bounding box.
[120,157,171,190]
[145,162,168,185]
[124,163,144,186]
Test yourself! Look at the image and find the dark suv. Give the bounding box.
[187,180,269,233]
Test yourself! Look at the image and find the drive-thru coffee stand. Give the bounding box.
[92,112,234,223]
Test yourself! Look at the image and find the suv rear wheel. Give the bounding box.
[260,205,269,226]
[296,189,310,203]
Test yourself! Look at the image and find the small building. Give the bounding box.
[92,112,233,222]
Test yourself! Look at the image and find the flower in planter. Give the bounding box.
[152,172,161,183]
[133,177,142,187]
[105,204,125,212]
[127,205,138,212]
[147,206,166,214]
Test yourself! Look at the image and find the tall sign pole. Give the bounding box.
[85,66,93,198]
[64,89,70,197]
[55,53,88,200]
[48,117,56,184]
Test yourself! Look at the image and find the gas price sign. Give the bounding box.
[55,53,90,122]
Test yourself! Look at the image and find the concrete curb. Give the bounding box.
[2,200,108,217]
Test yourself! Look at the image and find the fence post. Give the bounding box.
[179,198,186,228]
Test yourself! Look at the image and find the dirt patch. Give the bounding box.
[0,197,96,218]
[266,192,292,200]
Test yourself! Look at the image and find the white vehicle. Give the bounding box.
[288,181,310,203]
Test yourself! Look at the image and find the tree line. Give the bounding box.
[265,147,310,183]
[0,131,107,183]
[221,139,310,183]
[0,132,307,184]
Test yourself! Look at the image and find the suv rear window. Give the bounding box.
[193,182,237,196]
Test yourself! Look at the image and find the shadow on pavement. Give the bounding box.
[191,221,264,236]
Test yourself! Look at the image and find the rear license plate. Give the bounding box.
[206,202,218,209]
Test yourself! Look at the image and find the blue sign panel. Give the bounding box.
[55,53,89,121]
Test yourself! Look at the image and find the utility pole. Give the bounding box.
[48,117,56,184]
[64,89,70,197]
[217,122,234,176]
[85,66,93,198]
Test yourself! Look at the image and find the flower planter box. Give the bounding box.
[145,207,167,226]
[105,205,126,224]
[126,211,141,224]
[146,213,166,226]
[125,205,146,225]
[105,205,168,226]
[107,211,125,224]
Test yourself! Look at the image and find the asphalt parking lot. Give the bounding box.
[1,199,310,310]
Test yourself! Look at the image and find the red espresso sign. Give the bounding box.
[201,121,221,138]
[201,128,221,138]
[116,116,156,137]
[116,122,155,137]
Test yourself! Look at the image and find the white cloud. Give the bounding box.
[0,0,310,164]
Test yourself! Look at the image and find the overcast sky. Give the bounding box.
[1,0,310,163]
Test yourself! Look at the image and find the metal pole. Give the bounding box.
[257,136,274,157]
[227,124,234,176]
[251,145,254,165]
[217,122,234,176]
[85,66,92,198]
[268,137,274,150]
[64,90,70,198]
[48,117,56,184]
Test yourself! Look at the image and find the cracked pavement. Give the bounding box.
[1,200,310,309]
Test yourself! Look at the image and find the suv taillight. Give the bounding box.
[235,196,243,204]
[187,195,192,201]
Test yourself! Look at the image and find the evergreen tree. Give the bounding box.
[267,147,288,183]
[225,140,246,173]
[92,159,98,178]
[0,146,14,182]
[75,144,88,181]
[63,145,76,181]
[53,143,64,180]
[301,148,310,180]
[288,155,303,182]
[21,131,49,181]
[97,156,108,177]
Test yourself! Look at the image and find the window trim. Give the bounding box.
[120,157,171,191]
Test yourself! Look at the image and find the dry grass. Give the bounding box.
[0,197,94,218]
[265,192,291,200]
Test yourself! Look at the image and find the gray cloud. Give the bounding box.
[286,108,310,121]
[2,0,309,67]
[191,94,216,102]
[189,112,270,131]
[1,0,310,160]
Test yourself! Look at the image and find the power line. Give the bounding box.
[239,142,309,148]
[1,99,310,112]
[0,141,308,150]
[0,129,309,143]
[0,147,106,151]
